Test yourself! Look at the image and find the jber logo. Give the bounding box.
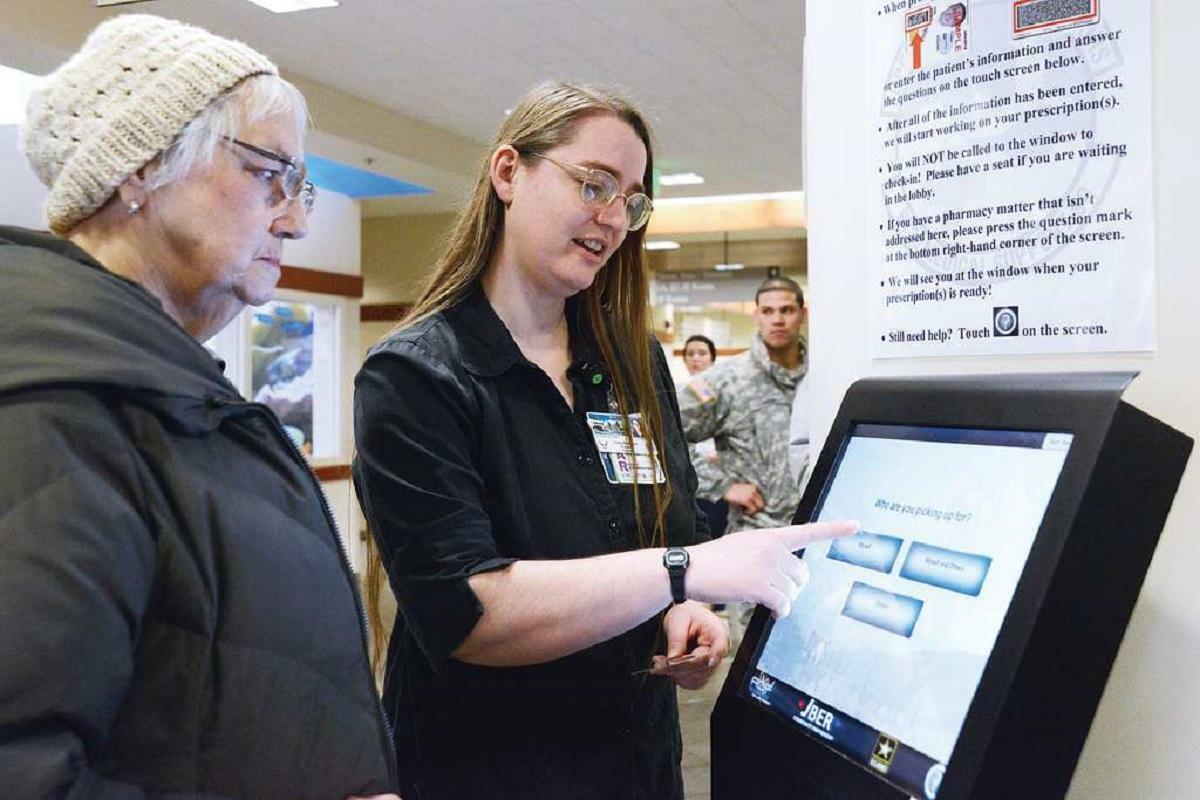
[796,697,835,732]
[748,672,775,704]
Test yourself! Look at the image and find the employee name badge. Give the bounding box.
[585,412,666,485]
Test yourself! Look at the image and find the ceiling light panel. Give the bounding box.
[656,191,805,207]
[244,0,339,13]
[659,172,705,186]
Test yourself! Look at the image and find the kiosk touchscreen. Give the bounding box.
[750,423,1070,798]
[711,374,1192,800]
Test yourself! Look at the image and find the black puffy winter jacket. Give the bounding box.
[0,226,396,798]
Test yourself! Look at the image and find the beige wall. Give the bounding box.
[647,237,807,274]
[361,213,457,304]
[360,320,398,361]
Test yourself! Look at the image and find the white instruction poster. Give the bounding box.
[869,0,1154,357]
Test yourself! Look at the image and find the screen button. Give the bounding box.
[827,531,904,574]
[841,582,924,637]
[900,542,993,596]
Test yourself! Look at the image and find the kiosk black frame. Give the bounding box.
[711,373,1192,800]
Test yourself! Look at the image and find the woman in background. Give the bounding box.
[679,334,729,540]
[682,333,717,374]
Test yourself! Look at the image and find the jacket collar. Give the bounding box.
[0,225,240,408]
[446,286,525,378]
[750,332,807,389]
[447,286,601,379]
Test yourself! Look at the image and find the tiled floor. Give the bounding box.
[678,657,733,800]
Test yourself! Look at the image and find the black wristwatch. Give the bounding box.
[663,547,690,604]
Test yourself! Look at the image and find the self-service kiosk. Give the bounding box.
[711,373,1192,800]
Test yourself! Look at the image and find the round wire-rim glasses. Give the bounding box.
[525,152,653,231]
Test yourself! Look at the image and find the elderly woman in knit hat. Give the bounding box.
[0,15,398,799]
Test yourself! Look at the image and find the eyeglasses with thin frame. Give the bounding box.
[223,137,316,215]
[524,152,653,231]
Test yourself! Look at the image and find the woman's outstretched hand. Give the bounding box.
[685,520,859,618]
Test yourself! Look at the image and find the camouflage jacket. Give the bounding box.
[678,333,806,532]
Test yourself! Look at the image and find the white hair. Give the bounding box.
[146,74,309,192]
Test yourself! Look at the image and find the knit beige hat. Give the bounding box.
[22,14,278,234]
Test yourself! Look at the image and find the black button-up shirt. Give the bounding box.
[353,287,708,800]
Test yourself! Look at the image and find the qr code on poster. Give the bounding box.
[1013,0,1099,37]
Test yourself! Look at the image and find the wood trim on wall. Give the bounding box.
[313,464,352,482]
[278,265,364,298]
[361,303,413,322]
[671,348,747,357]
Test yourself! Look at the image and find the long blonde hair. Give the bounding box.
[366,82,672,673]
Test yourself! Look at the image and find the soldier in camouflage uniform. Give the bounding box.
[678,276,807,641]
[678,276,808,534]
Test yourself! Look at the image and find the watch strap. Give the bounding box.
[663,547,689,604]
[668,568,686,604]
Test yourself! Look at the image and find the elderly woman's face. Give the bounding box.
[146,110,307,337]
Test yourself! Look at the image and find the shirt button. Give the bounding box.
[607,520,620,532]
[578,453,594,466]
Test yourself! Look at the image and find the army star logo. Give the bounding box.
[870,734,899,774]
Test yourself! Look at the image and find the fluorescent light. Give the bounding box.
[645,240,681,251]
[656,190,804,207]
[659,172,705,186]
[714,263,745,272]
[244,0,339,13]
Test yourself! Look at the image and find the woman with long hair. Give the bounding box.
[353,81,854,799]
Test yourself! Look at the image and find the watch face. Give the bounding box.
[665,549,689,567]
